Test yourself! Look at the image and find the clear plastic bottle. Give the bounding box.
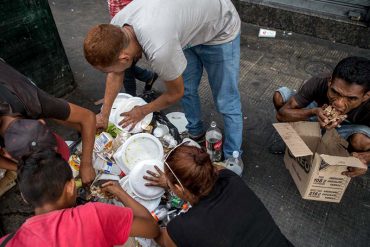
[225,151,244,176]
[151,205,168,222]
[205,121,223,162]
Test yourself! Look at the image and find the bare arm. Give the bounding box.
[120,76,184,128]
[54,103,96,185]
[102,181,160,238]
[277,97,337,129]
[97,72,124,131]
[276,97,317,122]
[143,76,184,114]
[155,228,177,247]
[0,155,17,171]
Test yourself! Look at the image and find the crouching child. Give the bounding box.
[0,150,159,246]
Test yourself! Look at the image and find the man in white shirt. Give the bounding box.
[84,0,243,158]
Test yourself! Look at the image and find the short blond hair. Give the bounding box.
[83,24,130,67]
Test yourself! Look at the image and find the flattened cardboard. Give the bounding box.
[274,121,364,203]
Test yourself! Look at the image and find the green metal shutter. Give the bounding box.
[0,0,75,97]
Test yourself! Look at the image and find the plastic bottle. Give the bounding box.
[205,121,223,162]
[225,151,244,176]
[151,205,168,222]
[162,210,178,226]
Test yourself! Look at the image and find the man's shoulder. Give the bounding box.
[298,72,330,94]
[305,73,330,86]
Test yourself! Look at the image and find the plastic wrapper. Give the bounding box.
[112,132,131,152]
[153,112,181,143]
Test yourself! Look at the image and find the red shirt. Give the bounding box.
[53,133,70,162]
[107,0,133,18]
[0,202,133,247]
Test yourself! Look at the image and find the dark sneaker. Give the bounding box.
[189,132,206,145]
[145,73,158,91]
[268,131,286,154]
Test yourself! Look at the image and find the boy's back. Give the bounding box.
[0,202,133,247]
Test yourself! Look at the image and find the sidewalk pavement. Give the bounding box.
[0,1,369,246]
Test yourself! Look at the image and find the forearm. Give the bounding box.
[79,112,96,167]
[155,228,166,247]
[0,156,17,171]
[277,107,317,122]
[154,228,177,247]
[116,190,155,221]
[101,72,124,119]
[140,89,182,116]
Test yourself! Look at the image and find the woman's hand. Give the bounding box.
[143,165,168,189]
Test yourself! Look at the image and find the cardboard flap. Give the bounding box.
[317,129,349,156]
[320,154,367,169]
[273,123,313,157]
[290,121,321,138]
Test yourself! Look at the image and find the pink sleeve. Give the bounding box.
[91,203,134,245]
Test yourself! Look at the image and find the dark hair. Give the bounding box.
[332,56,370,92]
[166,146,218,198]
[17,150,72,207]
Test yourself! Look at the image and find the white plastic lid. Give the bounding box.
[128,159,165,200]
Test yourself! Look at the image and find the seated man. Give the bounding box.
[0,150,159,246]
[273,56,370,177]
[0,59,96,184]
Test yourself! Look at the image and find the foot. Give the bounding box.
[144,73,158,91]
[352,151,370,165]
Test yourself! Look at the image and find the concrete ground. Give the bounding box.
[1,0,370,246]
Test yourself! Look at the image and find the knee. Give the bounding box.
[273,91,284,111]
[350,133,370,151]
[216,98,241,115]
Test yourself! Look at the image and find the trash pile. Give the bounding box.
[69,93,191,231]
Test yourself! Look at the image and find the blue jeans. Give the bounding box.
[181,34,243,158]
[276,86,370,140]
[124,65,154,96]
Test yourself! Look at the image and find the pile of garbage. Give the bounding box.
[69,93,191,229]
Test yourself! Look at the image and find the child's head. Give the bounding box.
[3,119,57,161]
[18,150,76,209]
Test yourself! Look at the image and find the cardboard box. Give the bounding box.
[273,122,367,203]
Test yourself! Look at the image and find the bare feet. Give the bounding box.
[342,151,369,177]
[352,151,370,165]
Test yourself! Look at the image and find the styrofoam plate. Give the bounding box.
[114,133,164,173]
[129,159,165,200]
[166,112,188,134]
[119,176,161,212]
[113,97,153,133]
[108,93,133,123]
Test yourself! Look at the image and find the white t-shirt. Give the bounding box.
[111,0,241,81]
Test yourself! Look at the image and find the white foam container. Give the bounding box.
[113,133,164,174]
